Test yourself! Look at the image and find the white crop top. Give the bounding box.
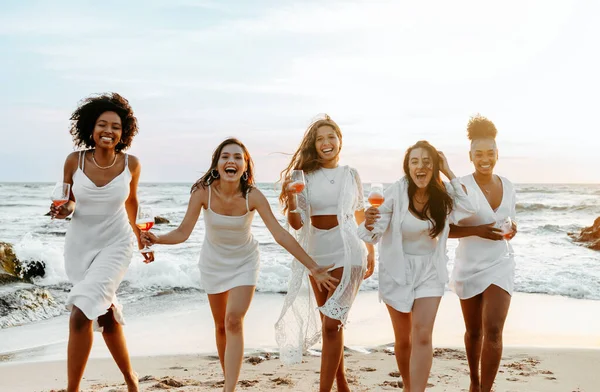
[308,167,343,216]
[401,211,438,255]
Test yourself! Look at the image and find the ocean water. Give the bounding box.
[0,182,599,330]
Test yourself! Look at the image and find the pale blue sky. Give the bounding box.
[1,0,598,183]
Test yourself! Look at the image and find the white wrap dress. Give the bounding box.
[450,174,517,299]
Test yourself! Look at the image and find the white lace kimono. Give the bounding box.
[275,166,367,365]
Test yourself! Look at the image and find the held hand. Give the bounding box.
[506,220,518,240]
[476,223,504,241]
[49,202,70,219]
[284,178,294,194]
[141,250,155,264]
[437,150,454,180]
[365,206,381,230]
[364,251,375,280]
[309,264,339,292]
[140,231,159,246]
[296,192,307,212]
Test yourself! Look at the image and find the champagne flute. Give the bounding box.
[288,170,306,214]
[498,217,514,256]
[136,205,155,253]
[50,182,70,220]
[368,183,385,207]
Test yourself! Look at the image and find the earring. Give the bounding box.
[210,169,219,179]
[242,172,248,181]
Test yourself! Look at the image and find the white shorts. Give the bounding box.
[379,252,445,313]
[307,225,364,271]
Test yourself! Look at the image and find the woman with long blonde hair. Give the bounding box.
[275,115,375,392]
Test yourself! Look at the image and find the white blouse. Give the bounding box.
[357,177,476,285]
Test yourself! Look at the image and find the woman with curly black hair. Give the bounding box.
[50,93,152,392]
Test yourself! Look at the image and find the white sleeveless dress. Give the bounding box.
[64,151,134,331]
[198,186,260,294]
[450,174,517,299]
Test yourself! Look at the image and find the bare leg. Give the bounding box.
[480,285,511,392]
[310,268,348,392]
[460,294,484,392]
[208,291,229,373]
[223,286,255,392]
[99,307,138,391]
[335,351,349,392]
[67,306,93,392]
[410,297,442,392]
[386,305,412,391]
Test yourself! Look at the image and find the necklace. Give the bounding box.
[474,176,496,194]
[92,151,118,170]
[320,167,338,184]
[414,195,428,204]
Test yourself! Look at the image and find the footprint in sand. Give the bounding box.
[271,376,294,386]
[360,367,377,372]
[152,377,186,389]
[239,379,260,387]
[380,380,404,389]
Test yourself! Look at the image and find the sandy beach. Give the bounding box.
[1,291,599,391]
[0,347,597,391]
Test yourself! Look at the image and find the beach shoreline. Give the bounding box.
[0,347,597,391]
[1,291,599,390]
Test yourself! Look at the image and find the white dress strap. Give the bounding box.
[245,189,250,212]
[208,185,212,209]
[124,153,128,167]
[80,150,85,170]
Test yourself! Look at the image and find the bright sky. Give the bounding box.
[1,0,598,184]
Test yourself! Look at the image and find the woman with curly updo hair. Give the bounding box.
[50,93,152,392]
[449,115,517,392]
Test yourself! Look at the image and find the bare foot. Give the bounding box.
[125,371,139,392]
[470,382,481,392]
[335,375,351,392]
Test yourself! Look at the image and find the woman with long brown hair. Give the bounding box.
[358,140,475,392]
[275,115,375,392]
[141,138,337,392]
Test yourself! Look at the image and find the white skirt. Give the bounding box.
[451,256,515,300]
[379,252,445,313]
[307,225,364,271]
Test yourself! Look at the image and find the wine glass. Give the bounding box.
[288,170,306,214]
[498,217,514,256]
[368,183,385,207]
[136,205,155,253]
[50,182,70,220]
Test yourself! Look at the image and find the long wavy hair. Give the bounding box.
[191,138,255,196]
[403,140,453,237]
[278,115,343,213]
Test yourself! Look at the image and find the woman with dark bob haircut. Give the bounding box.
[50,93,153,392]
